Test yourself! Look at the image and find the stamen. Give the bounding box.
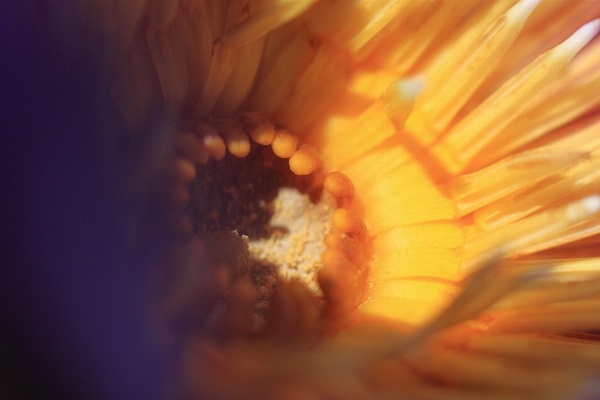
[172,157,197,183]
[324,172,354,199]
[198,122,227,161]
[241,111,276,145]
[271,127,299,158]
[178,114,368,327]
[331,208,367,242]
[324,231,363,265]
[213,118,251,158]
[289,144,321,175]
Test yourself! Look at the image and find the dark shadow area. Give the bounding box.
[182,142,329,326]
[0,3,170,399]
[186,143,323,240]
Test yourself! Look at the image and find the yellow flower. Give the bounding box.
[99,0,600,398]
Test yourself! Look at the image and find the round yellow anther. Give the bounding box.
[324,172,354,198]
[324,231,362,265]
[172,157,196,183]
[271,127,298,158]
[241,112,275,145]
[214,118,251,158]
[331,208,367,242]
[227,136,251,158]
[289,144,321,175]
[198,123,227,161]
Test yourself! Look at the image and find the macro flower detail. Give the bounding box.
[53,0,600,398]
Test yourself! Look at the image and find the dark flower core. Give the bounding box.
[185,143,334,319]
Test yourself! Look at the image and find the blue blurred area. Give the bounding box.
[0,2,168,399]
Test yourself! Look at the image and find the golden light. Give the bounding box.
[46,0,600,398]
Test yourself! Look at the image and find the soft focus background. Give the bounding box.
[0,2,168,399]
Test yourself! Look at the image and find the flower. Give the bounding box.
[13,0,600,398]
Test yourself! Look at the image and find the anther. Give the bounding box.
[214,118,251,158]
[198,122,227,161]
[271,127,299,158]
[172,157,197,183]
[331,208,367,242]
[241,111,275,145]
[289,144,321,175]
[324,231,363,265]
[324,171,354,198]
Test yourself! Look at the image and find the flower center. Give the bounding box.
[187,138,333,315]
[166,113,368,330]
